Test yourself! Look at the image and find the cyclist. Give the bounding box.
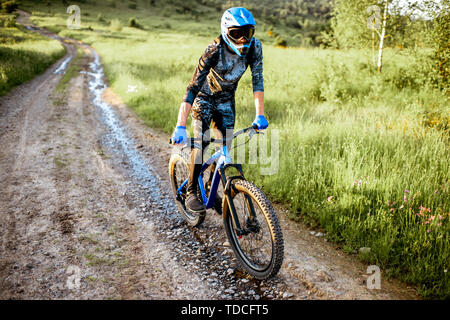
[170,7,268,216]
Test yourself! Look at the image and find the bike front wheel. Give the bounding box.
[222,179,284,280]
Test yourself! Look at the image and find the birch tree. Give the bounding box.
[332,0,395,72]
[377,0,389,73]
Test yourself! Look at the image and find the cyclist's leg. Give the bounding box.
[209,97,235,177]
[186,96,213,196]
[211,97,236,151]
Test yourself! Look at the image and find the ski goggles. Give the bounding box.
[227,25,255,42]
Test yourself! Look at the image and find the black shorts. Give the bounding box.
[191,94,235,146]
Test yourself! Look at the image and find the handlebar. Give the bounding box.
[169,124,260,146]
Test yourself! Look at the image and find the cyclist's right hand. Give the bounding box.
[170,126,187,145]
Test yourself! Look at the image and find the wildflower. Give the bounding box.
[399,205,404,209]
[430,215,435,221]
[437,223,442,227]
[427,229,431,233]
[404,189,410,193]
[327,196,333,202]
[390,208,395,212]
[403,197,407,202]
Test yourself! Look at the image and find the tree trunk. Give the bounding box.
[377,0,388,73]
[372,25,376,66]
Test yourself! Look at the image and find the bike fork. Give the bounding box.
[221,166,258,238]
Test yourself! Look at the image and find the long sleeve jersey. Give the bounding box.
[183,35,264,105]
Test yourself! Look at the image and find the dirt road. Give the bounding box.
[0,11,419,300]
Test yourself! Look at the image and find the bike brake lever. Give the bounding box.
[249,129,264,139]
[248,129,257,140]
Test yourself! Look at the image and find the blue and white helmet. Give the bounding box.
[221,7,256,57]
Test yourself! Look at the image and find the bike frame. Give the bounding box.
[177,144,235,209]
[176,131,258,236]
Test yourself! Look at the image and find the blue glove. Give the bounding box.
[171,126,187,144]
[252,115,269,130]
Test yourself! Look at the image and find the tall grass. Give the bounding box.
[19,0,449,299]
[0,14,65,96]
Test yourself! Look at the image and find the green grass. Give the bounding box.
[0,12,65,96]
[56,46,84,92]
[19,0,450,299]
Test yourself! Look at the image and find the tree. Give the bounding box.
[377,0,389,73]
[331,0,412,72]
[425,0,449,91]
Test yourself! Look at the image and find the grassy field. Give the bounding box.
[0,11,65,96]
[18,0,449,298]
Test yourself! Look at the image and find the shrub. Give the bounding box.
[275,36,287,48]
[128,17,143,29]
[1,1,18,13]
[97,13,105,23]
[161,7,171,17]
[0,16,15,27]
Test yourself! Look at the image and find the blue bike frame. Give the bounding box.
[177,145,232,210]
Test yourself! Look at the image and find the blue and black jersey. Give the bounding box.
[183,35,264,105]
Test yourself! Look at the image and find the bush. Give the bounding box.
[128,17,142,29]
[0,16,16,28]
[97,13,105,23]
[275,36,287,48]
[1,1,18,13]
[161,7,171,17]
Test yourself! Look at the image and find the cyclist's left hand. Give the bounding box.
[252,115,269,130]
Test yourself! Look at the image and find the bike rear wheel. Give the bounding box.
[222,180,284,279]
[168,150,205,227]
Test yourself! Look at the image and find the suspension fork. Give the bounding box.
[221,164,257,237]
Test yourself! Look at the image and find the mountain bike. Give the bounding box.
[168,126,284,279]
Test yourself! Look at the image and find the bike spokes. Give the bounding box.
[175,161,188,201]
[230,192,273,271]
